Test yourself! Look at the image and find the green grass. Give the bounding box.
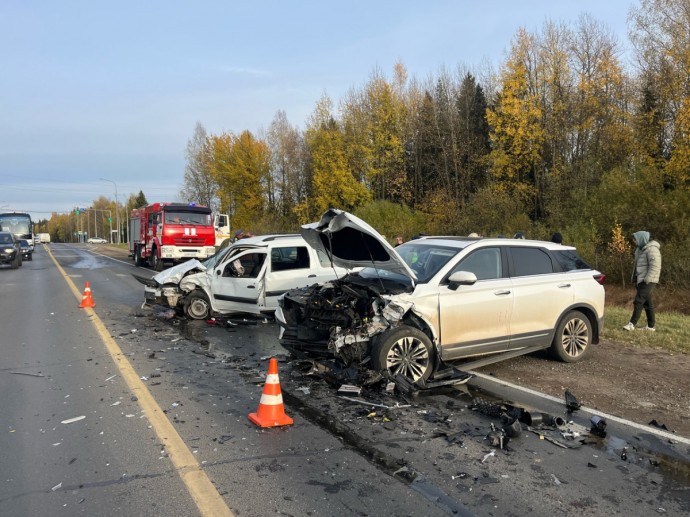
[603,305,690,353]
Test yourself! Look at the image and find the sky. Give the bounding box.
[0,0,636,223]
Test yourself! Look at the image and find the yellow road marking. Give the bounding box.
[47,246,234,517]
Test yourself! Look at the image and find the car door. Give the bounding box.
[507,246,574,349]
[209,250,268,315]
[438,246,513,360]
[263,245,321,310]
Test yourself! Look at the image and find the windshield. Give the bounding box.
[0,214,32,238]
[395,242,460,283]
[163,211,211,225]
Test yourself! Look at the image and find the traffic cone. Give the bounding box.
[248,357,293,427]
[79,281,96,308]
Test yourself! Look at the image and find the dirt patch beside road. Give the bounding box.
[92,244,690,437]
[478,341,690,437]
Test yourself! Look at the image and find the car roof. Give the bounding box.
[232,234,303,247]
[413,236,577,251]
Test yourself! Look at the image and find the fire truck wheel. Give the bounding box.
[150,247,163,271]
[134,245,145,267]
[184,291,211,320]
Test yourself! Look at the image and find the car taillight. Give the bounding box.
[593,274,606,285]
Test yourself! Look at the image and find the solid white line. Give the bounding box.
[469,371,690,445]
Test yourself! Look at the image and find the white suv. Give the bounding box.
[276,210,606,382]
[139,234,346,319]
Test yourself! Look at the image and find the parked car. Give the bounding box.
[87,237,108,244]
[276,209,606,382]
[135,234,347,320]
[18,239,33,261]
[0,231,22,269]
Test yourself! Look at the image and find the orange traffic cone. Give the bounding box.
[248,357,293,427]
[79,281,96,308]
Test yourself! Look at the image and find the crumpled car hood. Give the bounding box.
[301,209,417,284]
[152,259,206,285]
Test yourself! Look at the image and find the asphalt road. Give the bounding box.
[0,244,449,516]
[2,244,689,516]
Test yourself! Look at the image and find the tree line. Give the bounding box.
[42,0,689,287]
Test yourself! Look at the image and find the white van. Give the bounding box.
[137,234,347,319]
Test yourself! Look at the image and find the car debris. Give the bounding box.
[337,384,362,396]
[590,415,607,437]
[10,371,44,377]
[564,389,582,412]
[61,416,85,424]
[648,419,670,431]
[481,450,496,463]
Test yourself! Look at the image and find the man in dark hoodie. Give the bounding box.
[623,231,662,331]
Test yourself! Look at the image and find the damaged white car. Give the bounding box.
[276,209,606,382]
[135,234,346,319]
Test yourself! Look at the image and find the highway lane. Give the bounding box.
[0,245,202,516]
[1,244,450,517]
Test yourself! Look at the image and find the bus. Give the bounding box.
[0,212,34,245]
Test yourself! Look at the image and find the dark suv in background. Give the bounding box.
[0,231,22,269]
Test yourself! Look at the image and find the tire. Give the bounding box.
[370,325,435,382]
[28,254,32,261]
[134,245,145,267]
[184,291,211,320]
[550,310,592,363]
[150,247,163,271]
[18,254,22,267]
[10,254,19,269]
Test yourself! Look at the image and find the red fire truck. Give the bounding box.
[129,203,217,271]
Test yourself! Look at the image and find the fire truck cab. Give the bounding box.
[129,203,217,271]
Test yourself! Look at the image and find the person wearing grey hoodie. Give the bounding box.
[623,231,662,331]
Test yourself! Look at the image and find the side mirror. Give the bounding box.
[448,271,478,290]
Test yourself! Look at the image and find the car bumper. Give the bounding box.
[0,252,17,263]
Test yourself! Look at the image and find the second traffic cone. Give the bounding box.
[79,281,96,308]
[248,357,293,427]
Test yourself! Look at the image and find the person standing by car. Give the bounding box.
[623,231,661,331]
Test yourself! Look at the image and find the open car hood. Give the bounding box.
[301,208,417,283]
[152,259,206,285]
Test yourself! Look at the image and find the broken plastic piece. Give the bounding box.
[61,416,86,424]
[590,415,607,437]
[481,451,496,463]
[564,389,581,411]
[337,384,362,396]
[471,397,505,418]
[648,419,669,431]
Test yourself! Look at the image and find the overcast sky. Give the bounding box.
[0,0,635,222]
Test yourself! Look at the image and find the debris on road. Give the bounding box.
[590,415,607,437]
[564,389,581,412]
[10,371,44,377]
[61,416,85,424]
[648,419,670,431]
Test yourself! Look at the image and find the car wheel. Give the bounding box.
[371,325,435,382]
[134,246,145,267]
[11,255,19,269]
[28,254,32,261]
[184,291,211,320]
[551,310,592,363]
[150,247,163,271]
